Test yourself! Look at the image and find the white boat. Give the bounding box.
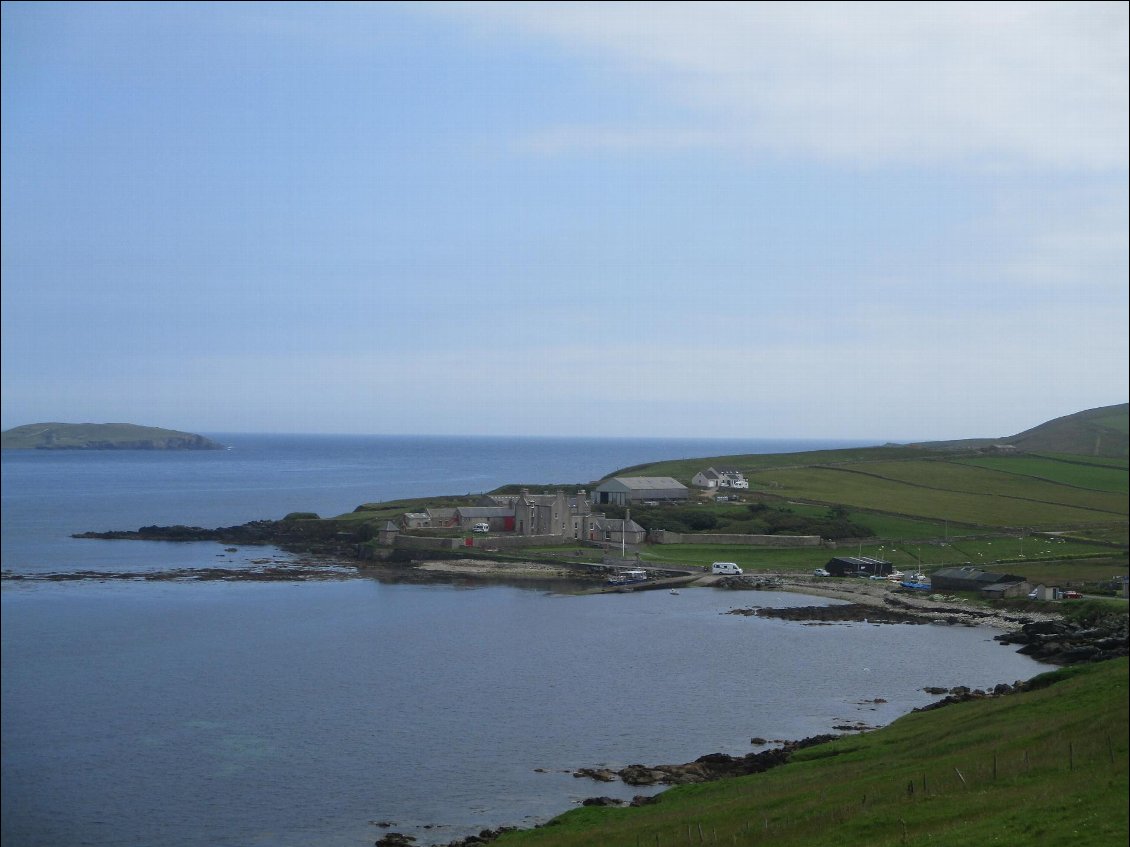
[607,568,648,586]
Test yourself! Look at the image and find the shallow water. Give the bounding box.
[2,578,1047,847]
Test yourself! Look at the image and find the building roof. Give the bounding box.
[828,556,891,566]
[454,506,512,518]
[595,517,645,532]
[601,476,688,490]
[932,567,1017,585]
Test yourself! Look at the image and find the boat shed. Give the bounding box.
[929,566,1026,593]
[825,556,894,577]
[592,476,690,506]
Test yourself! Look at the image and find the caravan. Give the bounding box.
[711,562,743,575]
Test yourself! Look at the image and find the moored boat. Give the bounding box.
[607,568,648,586]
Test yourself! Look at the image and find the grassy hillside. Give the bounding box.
[913,403,1129,458]
[1,422,224,450]
[746,462,1125,529]
[601,407,1129,537]
[1007,403,1129,458]
[494,659,1128,847]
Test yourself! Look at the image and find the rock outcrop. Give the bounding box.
[575,735,840,787]
[994,616,1129,664]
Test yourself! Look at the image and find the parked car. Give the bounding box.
[1063,590,1083,599]
[812,568,831,577]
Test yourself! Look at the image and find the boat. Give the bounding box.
[669,589,680,595]
[606,568,648,586]
[899,573,931,591]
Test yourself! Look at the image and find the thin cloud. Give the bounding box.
[458,1,1129,170]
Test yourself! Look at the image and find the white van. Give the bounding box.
[711,562,743,575]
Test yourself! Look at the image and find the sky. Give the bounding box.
[2,1,1127,441]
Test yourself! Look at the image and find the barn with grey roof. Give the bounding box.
[591,476,689,505]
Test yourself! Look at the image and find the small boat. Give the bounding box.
[900,573,931,591]
[606,568,648,586]
[669,589,680,595]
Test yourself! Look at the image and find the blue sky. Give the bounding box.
[2,1,1127,440]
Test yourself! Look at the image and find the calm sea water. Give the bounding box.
[1,435,1049,847]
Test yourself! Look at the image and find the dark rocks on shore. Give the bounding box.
[573,767,618,782]
[581,796,624,806]
[729,603,926,625]
[717,575,782,590]
[575,735,839,787]
[994,616,1129,665]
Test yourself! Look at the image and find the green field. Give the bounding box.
[953,455,1130,493]
[493,660,1129,847]
[1035,453,1130,470]
[746,465,1122,528]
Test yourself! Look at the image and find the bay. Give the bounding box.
[1,434,1049,847]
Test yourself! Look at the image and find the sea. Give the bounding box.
[1,434,1050,847]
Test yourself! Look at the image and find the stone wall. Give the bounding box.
[391,533,576,553]
[392,535,461,552]
[469,533,572,549]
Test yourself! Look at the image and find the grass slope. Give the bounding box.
[1007,404,1129,458]
[745,465,1121,528]
[496,659,1129,847]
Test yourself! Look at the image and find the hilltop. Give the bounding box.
[1,422,224,451]
[911,403,1129,458]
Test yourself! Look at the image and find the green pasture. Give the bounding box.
[953,455,1129,494]
[747,465,1121,527]
[632,533,1122,577]
[780,502,948,539]
[1035,452,1129,470]
[494,660,1129,847]
[991,557,1130,589]
[833,460,1127,515]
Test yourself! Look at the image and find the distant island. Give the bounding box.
[1,422,225,451]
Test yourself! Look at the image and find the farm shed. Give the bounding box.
[980,581,1030,600]
[930,566,1026,593]
[824,556,893,577]
[592,477,690,506]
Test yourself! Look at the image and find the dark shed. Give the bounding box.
[825,556,893,577]
[929,567,1026,592]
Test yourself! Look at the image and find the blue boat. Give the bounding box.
[900,573,931,591]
